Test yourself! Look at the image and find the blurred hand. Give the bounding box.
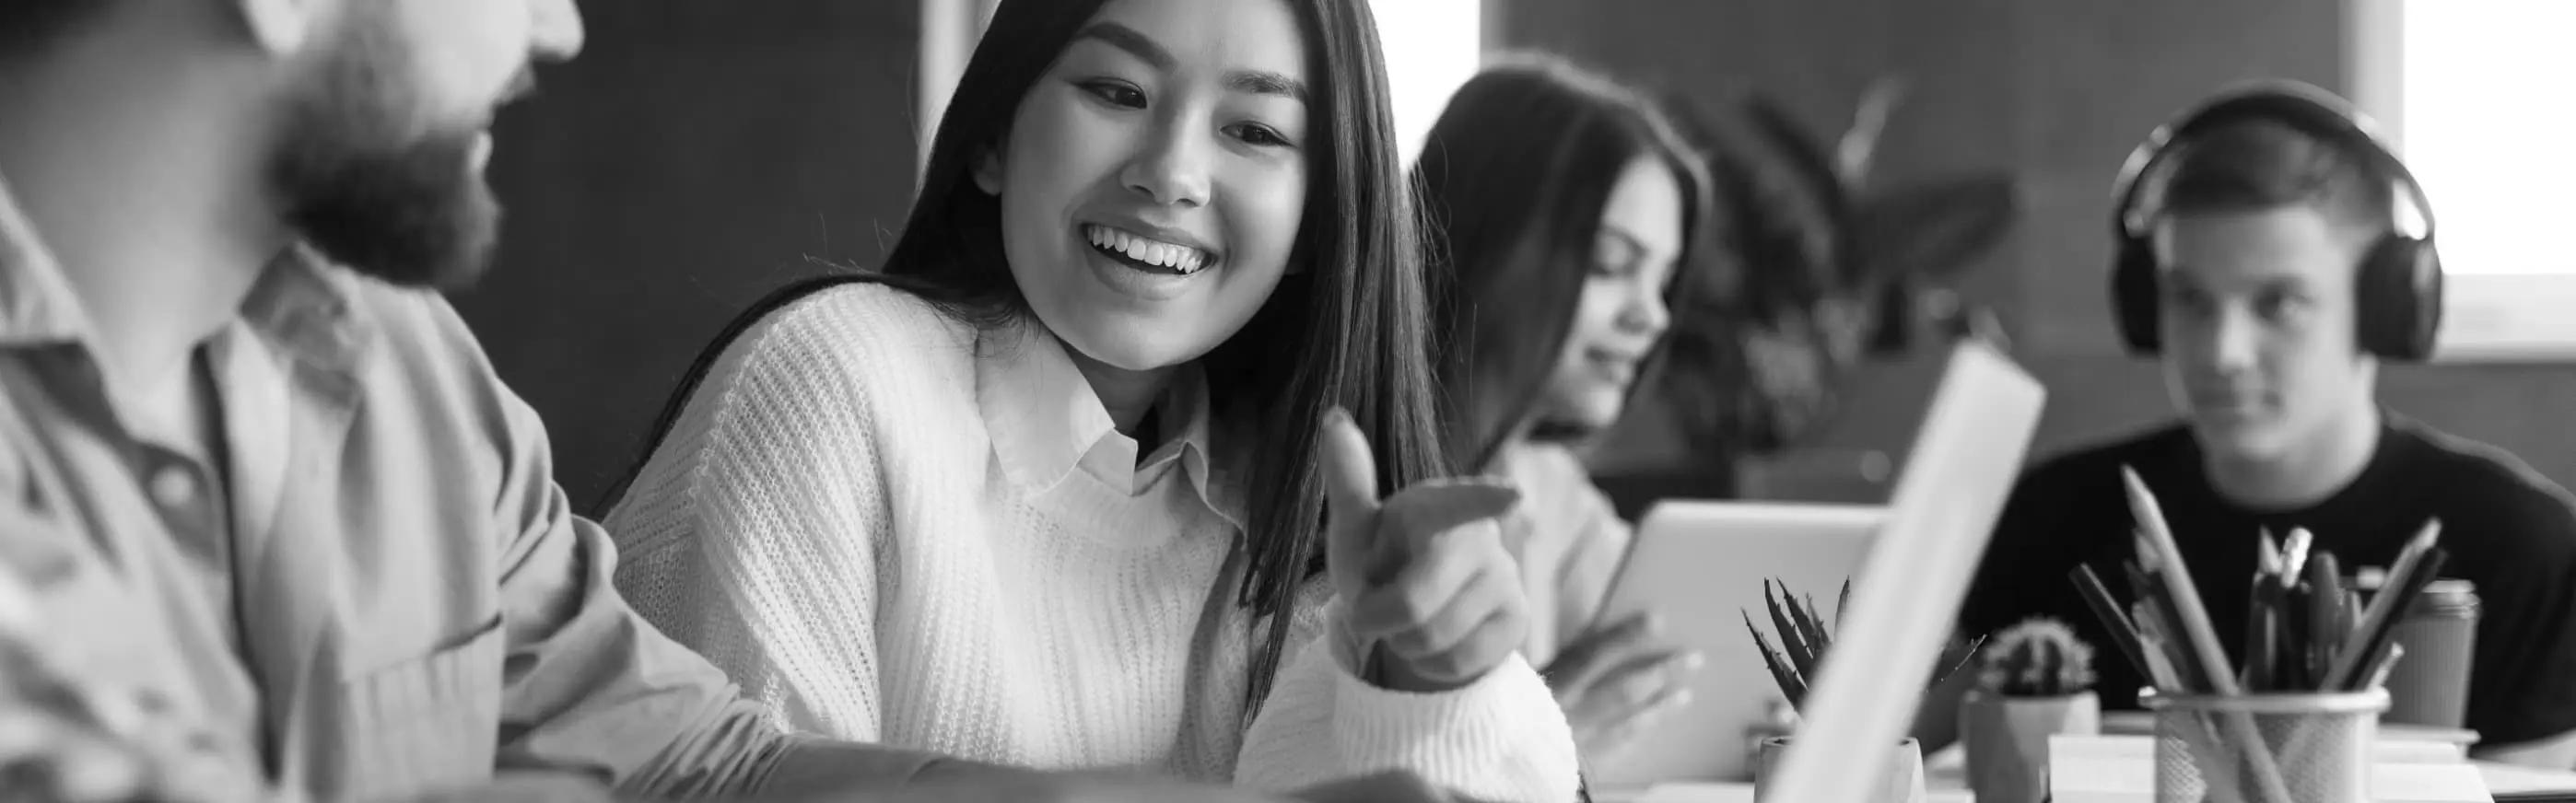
[1317,408,1528,692]
[1542,612,1702,760]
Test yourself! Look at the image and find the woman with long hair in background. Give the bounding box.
[1413,54,1713,766]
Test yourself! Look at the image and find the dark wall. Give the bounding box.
[1517,0,2576,498]
[456,2,921,508]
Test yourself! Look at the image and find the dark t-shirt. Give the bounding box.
[1958,414,2576,746]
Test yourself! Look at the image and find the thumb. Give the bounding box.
[1317,407,1380,581]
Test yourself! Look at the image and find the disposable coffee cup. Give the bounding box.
[2360,576,2477,728]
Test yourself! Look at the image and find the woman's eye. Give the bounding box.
[1228,122,1292,148]
[1081,80,1147,109]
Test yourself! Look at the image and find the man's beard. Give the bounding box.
[266,17,502,290]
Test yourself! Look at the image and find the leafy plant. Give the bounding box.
[1976,617,2099,697]
[1742,576,1985,711]
[1656,77,2021,460]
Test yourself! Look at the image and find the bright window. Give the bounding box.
[1374,0,1484,165]
[2353,0,2576,359]
[921,0,1482,177]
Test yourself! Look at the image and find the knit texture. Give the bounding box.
[604,284,1578,801]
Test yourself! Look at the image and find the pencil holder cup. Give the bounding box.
[2141,689,2387,803]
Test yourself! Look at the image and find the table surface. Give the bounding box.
[1591,737,2576,803]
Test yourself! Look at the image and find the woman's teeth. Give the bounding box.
[1085,224,1210,273]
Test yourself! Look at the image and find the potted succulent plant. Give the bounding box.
[1960,617,2102,803]
[1742,577,1982,802]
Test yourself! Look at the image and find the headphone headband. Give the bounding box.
[2110,79,2436,242]
[2104,79,2446,361]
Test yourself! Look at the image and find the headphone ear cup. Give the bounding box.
[2355,236,2443,360]
[2113,237,2163,354]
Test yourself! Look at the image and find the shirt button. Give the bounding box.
[149,465,197,509]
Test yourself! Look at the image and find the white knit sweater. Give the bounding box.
[603,284,1578,801]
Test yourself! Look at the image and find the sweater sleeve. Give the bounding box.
[1233,580,1582,803]
[605,301,893,742]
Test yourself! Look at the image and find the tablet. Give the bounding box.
[1587,341,2046,790]
[1585,501,1888,786]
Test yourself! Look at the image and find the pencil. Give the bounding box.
[2125,562,2203,692]
[2337,548,2452,690]
[2327,521,2444,687]
[2128,600,2190,691]
[2120,468,2245,694]
[2122,467,2297,803]
[2365,643,2407,691]
[2070,565,2154,684]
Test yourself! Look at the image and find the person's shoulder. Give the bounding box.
[2394,418,2567,498]
[729,279,980,398]
[764,279,974,358]
[2391,418,2576,543]
[326,271,511,413]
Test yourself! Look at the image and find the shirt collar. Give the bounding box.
[0,169,374,378]
[0,171,89,346]
[976,319,1244,530]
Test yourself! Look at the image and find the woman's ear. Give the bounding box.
[973,145,1006,195]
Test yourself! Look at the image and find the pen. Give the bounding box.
[2282,579,2313,690]
[2338,548,2451,690]
[2305,552,2345,692]
[2244,573,2280,691]
[2070,565,2155,685]
[2280,528,2313,587]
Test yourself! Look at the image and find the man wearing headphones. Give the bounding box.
[1953,81,2576,768]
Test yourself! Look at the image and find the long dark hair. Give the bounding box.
[1414,54,1708,471]
[599,0,1447,717]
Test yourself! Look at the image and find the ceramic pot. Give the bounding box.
[1751,735,1927,803]
[1960,689,2102,803]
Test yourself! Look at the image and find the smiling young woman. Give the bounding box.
[591,0,1579,799]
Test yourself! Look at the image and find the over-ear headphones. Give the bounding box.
[2107,79,2443,360]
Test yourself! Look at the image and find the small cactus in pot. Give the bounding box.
[1961,618,2103,803]
[1978,617,2099,697]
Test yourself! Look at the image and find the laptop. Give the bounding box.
[1586,341,2045,791]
